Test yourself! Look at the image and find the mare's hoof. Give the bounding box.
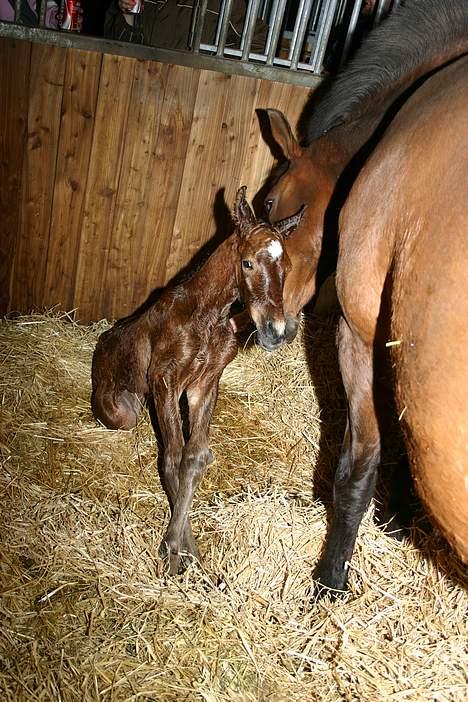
[313,579,347,601]
[313,560,349,600]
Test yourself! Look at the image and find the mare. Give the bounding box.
[260,0,468,592]
[262,0,468,342]
[91,187,304,575]
[317,53,468,592]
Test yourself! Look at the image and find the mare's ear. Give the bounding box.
[275,205,306,239]
[232,185,257,237]
[266,109,302,160]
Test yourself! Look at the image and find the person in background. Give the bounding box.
[104,0,267,52]
[0,0,59,27]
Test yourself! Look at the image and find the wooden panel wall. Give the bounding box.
[0,38,309,323]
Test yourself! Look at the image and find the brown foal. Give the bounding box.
[91,187,304,574]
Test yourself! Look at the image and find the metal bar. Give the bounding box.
[265,0,288,65]
[374,0,389,26]
[264,0,279,56]
[309,0,324,32]
[334,0,349,27]
[188,1,199,50]
[14,0,21,23]
[241,0,262,61]
[310,0,340,73]
[216,0,235,56]
[38,0,47,28]
[289,0,313,70]
[260,0,271,22]
[340,0,363,68]
[192,0,209,52]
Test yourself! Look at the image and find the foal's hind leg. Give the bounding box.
[162,376,219,576]
[91,388,143,430]
[315,317,381,596]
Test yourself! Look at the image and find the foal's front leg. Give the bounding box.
[162,375,220,576]
[152,378,199,567]
[315,317,381,595]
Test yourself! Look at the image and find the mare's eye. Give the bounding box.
[265,199,273,214]
[242,260,253,270]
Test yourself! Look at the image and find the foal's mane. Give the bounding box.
[305,0,468,143]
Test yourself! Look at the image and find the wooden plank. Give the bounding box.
[164,70,260,283]
[103,62,200,320]
[43,49,102,312]
[0,38,31,315]
[10,43,67,313]
[73,54,135,323]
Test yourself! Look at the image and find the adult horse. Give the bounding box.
[259,0,468,591]
[317,52,468,593]
[262,0,468,346]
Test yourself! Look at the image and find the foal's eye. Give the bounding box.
[265,199,274,214]
[242,260,253,270]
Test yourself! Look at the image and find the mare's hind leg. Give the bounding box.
[162,375,220,576]
[376,455,417,541]
[315,317,381,595]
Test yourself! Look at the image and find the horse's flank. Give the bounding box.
[335,55,468,575]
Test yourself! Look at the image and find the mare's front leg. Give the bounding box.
[315,317,381,596]
[162,374,221,576]
[152,377,199,569]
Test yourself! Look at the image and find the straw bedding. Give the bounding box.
[0,311,466,701]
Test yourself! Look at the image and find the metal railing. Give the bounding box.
[189,0,401,75]
[3,0,401,83]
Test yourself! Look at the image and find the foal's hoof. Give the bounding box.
[159,540,196,576]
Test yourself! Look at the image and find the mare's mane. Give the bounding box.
[305,0,468,143]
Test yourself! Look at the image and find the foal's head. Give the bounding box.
[233,186,305,352]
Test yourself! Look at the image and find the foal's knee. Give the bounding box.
[91,389,141,430]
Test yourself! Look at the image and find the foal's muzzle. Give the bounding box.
[257,315,299,351]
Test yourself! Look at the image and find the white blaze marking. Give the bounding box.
[274,319,286,335]
[266,239,283,260]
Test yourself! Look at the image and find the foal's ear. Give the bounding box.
[275,205,306,239]
[266,109,302,161]
[232,185,257,236]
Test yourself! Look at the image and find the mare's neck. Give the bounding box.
[185,234,239,316]
[307,0,468,158]
[325,108,390,174]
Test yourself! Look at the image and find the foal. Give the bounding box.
[91,187,304,574]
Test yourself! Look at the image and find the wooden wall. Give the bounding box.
[0,38,310,323]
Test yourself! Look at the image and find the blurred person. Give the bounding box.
[0,0,60,27]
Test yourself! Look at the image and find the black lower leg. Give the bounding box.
[315,432,379,594]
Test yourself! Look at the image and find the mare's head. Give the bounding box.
[263,109,340,326]
[233,186,305,352]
